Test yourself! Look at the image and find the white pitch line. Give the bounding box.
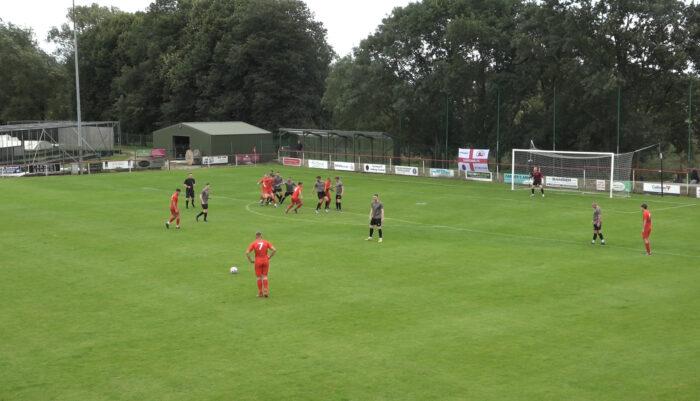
[242,202,700,260]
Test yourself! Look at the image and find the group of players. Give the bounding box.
[164,169,385,298]
[165,164,653,298]
[530,165,653,256]
[255,171,346,215]
[165,173,210,229]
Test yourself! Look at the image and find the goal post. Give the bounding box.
[511,149,633,198]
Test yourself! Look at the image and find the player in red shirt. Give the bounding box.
[323,177,332,212]
[641,203,652,255]
[530,166,544,197]
[245,232,277,297]
[285,182,303,214]
[165,188,181,229]
[257,174,275,206]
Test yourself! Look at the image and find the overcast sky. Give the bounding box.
[1,0,415,56]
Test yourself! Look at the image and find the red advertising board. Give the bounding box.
[282,157,302,167]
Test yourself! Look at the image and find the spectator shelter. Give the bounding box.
[277,128,393,162]
[153,122,272,159]
[0,121,117,165]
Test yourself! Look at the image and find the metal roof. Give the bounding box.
[165,122,271,136]
[278,128,391,139]
[0,121,118,133]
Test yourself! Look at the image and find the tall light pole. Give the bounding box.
[445,94,449,166]
[72,0,83,165]
[552,84,557,150]
[689,79,693,166]
[617,86,621,154]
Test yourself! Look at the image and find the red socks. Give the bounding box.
[263,278,269,293]
[645,242,651,254]
[257,278,263,295]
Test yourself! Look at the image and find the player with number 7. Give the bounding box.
[245,232,277,297]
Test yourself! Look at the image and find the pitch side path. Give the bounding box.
[1,165,699,401]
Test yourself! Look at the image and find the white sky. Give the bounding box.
[1,0,415,56]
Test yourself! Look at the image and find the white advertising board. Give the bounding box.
[202,155,229,165]
[596,179,606,191]
[643,182,681,195]
[308,159,329,169]
[394,166,419,176]
[103,160,133,170]
[333,161,355,171]
[363,163,386,174]
[545,176,579,189]
[429,168,455,178]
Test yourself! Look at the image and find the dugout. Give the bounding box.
[277,128,393,162]
[153,122,272,159]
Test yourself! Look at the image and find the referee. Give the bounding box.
[184,172,196,208]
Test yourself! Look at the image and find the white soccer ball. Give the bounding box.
[230,266,238,274]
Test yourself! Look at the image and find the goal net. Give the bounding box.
[511,148,634,198]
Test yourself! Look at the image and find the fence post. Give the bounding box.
[422,159,426,176]
[329,153,332,170]
[389,156,392,171]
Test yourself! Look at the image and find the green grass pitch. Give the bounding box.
[1,165,699,401]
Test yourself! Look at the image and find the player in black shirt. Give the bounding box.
[184,173,196,208]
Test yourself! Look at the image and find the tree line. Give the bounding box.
[1,0,698,164]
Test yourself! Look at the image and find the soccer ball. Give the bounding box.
[229,266,238,274]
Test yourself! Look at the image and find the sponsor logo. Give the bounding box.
[429,168,454,178]
[643,182,681,195]
[333,161,355,171]
[465,171,492,182]
[504,173,531,185]
[613,181,631,192]
[394,166,419,176]
[697,186,700,198]
[596,179,606,191]
[308,159,329,169]
[103,160,133,170]
[1,166,22,174]
[363,163,386,174]
[202,155,229,165]
[545,176,579,189]
[282,157,302,167]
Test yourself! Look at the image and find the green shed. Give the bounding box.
[153,122,273,159]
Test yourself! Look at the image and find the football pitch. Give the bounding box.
[2,165,699,401]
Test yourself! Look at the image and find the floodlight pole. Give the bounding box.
[72,0,83,166]
[617,86,621,154]
[552,84,556,151]
[689,79,693,166]
[496,86,501,177]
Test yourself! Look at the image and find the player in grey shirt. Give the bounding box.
[366,193,384,243]
[273,172,284,203]
[334,176,344,211]
[314,176,325,214]
[591,202,605,245]
[280,178,296,205]
[196,183,211,222]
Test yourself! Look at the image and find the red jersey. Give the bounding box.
[324,179,331,192]
[247,239,274,262]
[643,210,652,228]
[170,192,179,210]
[262,177,273,192]
[291,185,303,200]
[531,171,543,182]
